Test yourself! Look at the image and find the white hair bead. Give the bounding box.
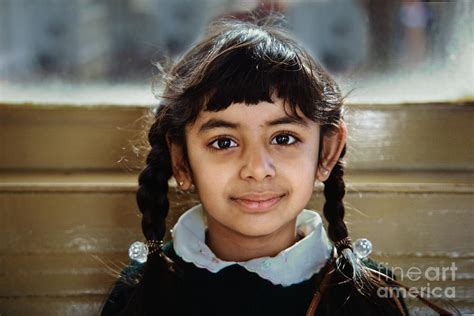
[353,238,372,259]
[128,241,149,263]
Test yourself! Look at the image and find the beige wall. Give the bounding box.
[1,102,473,314]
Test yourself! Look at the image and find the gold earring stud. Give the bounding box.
[178,181,184,187]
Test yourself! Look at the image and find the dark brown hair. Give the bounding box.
[124,19,407,315]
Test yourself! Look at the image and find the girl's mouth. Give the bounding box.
[231,193,286,212]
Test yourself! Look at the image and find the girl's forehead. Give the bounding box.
[210,100,286,118]
[187,99,315,132]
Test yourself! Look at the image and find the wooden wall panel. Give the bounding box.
[1,182,471,255]
[0,103,472,171]
[345,103,474,170]
[313,192,474,255]
[1,179,472,314]
[0,105,149,171]
[0,192,140,254]
[0,102,472,315]
[0,297,104,316]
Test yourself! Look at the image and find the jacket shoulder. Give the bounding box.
[100,257,145,315]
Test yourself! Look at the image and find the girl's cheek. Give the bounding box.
[273,145,316,162]
[204,151,238,164]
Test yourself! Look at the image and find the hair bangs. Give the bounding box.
[191,27,322,121]
[163,21,343,128]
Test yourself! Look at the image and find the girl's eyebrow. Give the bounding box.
[269,116,308,127]
[198,116,308,134]
[198,119,239,134]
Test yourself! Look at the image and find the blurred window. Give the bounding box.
[0,0,472,105]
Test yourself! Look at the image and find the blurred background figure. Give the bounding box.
[286,0,369,74]
[398,0,431,68]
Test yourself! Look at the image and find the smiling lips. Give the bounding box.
[231,192,286,212]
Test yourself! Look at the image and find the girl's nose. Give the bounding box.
[239,146,276,181]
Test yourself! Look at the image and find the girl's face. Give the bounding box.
[181,99,321,240]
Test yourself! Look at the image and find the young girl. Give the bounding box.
[102,19,451,316]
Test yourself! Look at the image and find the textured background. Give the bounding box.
[0,102,472,315]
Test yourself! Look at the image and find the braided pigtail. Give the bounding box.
[322,143,370,287]
[137,120,172,242]
[121,107,178,315]
[322,144,364,280]
[322,144,348,248]
[318,142,409,315]
[322,142,380,286]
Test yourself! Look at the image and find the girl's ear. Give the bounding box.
[316,122,347,182]
[167,134,193,190]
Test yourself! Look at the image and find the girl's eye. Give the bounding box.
[209,137,238,150]
[271,133,299,145]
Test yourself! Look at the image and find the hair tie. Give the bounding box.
[128,240,164,263]
[334,236,352,253]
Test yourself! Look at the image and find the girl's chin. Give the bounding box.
[231,222,289,239]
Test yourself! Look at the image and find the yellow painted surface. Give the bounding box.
[0,103,473,315]
[1,180,472,314]
[1,103,473,171]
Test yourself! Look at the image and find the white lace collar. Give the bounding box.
[171,204,333,287]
